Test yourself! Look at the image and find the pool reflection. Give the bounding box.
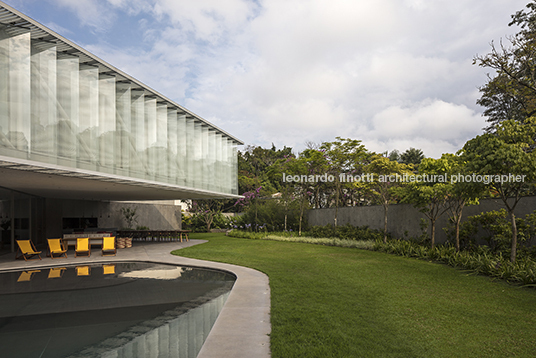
[0,262,235,358]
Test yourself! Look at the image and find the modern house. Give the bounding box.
[0,1,242,250]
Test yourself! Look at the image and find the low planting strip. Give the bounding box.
[374,239,536,286]
[227,230,375,250]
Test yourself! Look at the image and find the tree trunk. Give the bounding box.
[206,214,213,232]
[455,201,464,252]
[431,219,436,249]
[383,204,388,243]
[255,199,258,232]
[334,182,339,227]
[455,214,461,252]
[510,210,517,263]
[299,198,304,236]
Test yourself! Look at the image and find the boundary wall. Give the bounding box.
[307,196,536,244]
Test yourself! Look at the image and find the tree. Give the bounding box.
[299,148,331,209]
[276,155,312,235]
[320,137,369,226]
[461,118,536,262]
[441,153,481,251]
[400,147,424,166]
[388,149,401,163]
[358,155,413,242]
[397,158,450,248]
[474,1,536,130]
[238,144,293,194]
[120,207,138,229]
[189,199,224,232]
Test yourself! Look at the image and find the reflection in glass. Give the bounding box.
[0,26,239,195]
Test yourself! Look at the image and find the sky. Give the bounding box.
[2,0,530,158]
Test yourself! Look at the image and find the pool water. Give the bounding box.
[0,262,235,358]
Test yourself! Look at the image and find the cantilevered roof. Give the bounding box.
[0,1,243,145]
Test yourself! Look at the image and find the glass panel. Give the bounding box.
[56,56,79,166]
[155,103,168,182]
[201,125,209,190]
[224,137,232,194]
[144,98,157,180]
[116,83,131,177]
[167,108,178,184]
[78,65,99,170]
[176,114,187,186]
[185,117,195,188]
[0,28,31,160]
[30,43,57,164]
[215,133,223,193]
[98,76,116,173]
[129,90,145,180]
[231,141,238,194]
[194,122,204,190]
[208,129,216,191]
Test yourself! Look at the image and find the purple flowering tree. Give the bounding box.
[234,186,262,231]
[189,200,223,232]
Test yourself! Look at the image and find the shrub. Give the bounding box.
[227,230,268,240]
[444,209,536,258]
[226,229,375,250]
[373,239,536,286]
[308,224,384,241]
[183,212,232,232]
[309,224,336,238]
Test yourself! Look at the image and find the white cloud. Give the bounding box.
[43,21,73,36]
[365,99,487,157]
[152,0,257,43]
[27,0,530,158]
[105,0,152,15]
[51,0,116,32]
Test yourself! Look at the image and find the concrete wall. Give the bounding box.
[307,196,536,244]
[44,199,182,240]
[101,202,182,231]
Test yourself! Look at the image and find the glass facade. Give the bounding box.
[0,22,240,196]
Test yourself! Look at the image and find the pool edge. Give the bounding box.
[0,240,271,358]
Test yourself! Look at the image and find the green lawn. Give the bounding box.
[173,233,536,358]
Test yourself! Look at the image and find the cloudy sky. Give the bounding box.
[2,0,530,157]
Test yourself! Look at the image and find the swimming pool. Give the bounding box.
[0,262,236,358]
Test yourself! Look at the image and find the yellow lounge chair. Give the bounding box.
[17,270,41,282]
[76,265,91,276]
[48,267,66,279]
[75,237,90,257]
[15,240,42,261]
[102,236,116,256]
[47,238,67,259]
[103,264,115,275]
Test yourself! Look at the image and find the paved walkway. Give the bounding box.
[0,240,271,358]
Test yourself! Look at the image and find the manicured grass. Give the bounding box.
[173,233,536,358]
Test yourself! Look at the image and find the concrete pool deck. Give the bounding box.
[0,240,271,358]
